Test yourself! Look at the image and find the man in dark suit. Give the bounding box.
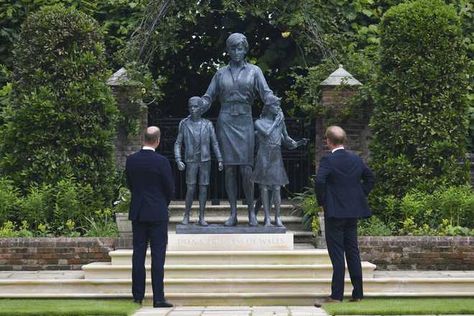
[125,126,174,308]
[314,126,374,306]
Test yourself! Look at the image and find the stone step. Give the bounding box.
[167,215,305,231]
[169,201,297,211]
[82,262,376,280]
[1,278,474,301]
[110,249,331,266]
[169,206,300,216]
[294,231,314,243]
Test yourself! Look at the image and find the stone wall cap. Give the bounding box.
[320,64,362,86]
[107,67,138,86]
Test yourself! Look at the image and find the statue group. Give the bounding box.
[174,33,307,228]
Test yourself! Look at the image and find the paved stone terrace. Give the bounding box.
[133,305,328,316]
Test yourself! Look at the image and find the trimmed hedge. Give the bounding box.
[0,5,118,205]
[369,0,470,221]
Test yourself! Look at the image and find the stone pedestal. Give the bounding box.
[116,212,293,250]
[176,224,286,234]
[168,233,293,251]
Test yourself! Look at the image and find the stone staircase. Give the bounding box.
[0,243,376,305]
[1,202,474,304]
[2,244,474,305]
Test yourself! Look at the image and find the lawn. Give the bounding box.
[323,298,474,315]
[0,299,140,316]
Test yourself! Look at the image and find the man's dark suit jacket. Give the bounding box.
[125,149,175,222]
[315,149,374,218]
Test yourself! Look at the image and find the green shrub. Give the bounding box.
[358,216,393,236]
[0,5,118,206]
[398,185,474,235]
[0,178,20,224]
[291,185,320,234]
[19,184,52,227]
[432,185,474,228]
[370,0,470,217]
[15,177,103,235]
[113,186,131,214]
[0,220,34,237]
[83,208,118,237]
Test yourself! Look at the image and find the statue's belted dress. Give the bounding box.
[251,119,289,186]
[201,62,273,166]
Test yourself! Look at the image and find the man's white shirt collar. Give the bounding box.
[142,146,155,151]
[331,146,344,153]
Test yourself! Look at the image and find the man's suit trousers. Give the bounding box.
[324,217,363,301]
[132,221,168,302]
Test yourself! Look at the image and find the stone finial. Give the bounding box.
[107,67,131,86]
[320,64,362,86]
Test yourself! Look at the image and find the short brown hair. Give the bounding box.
[144,126,160,144]
[325,125,346,145]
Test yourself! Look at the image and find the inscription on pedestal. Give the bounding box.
[168,233,294,251]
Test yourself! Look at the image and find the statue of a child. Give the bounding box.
[174,96,223,226]
[252,95,308,227]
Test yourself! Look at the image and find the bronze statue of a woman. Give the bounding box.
[201,33,275,226]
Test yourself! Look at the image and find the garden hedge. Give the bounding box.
[369,0,470,223]
[0,5,118,207]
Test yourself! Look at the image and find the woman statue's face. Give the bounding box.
[228,42,247,62]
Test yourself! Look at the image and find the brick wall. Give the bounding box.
[109,84,148,170]
[358,236,474,270]
[1,237,473,271]
[0,238,116,271]
[316,86,372,167]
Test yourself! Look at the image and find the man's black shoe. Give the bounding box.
[314,296,342,308]
[153,300,173,308]
[133,299,142,304]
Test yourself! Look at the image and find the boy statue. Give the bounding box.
[174,96,223,226]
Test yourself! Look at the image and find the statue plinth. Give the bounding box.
[176,224,286,234]
[169,231,293,251]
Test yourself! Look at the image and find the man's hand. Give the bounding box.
[177,161,185,171]
[218,161,224,171]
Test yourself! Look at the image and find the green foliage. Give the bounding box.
[358,216,393,236]
[370,0,470,219]
[0,220,34,237]
[0,176,114,236]
[0,0,144,72]
[12,178,103,236]
[0,298,140,315]
[113,186,131,214]
[468,104,474,150]
[19,184,52,227]
[0,5,118,206]
[0,178,20,224]
[397,185,474,235]
[291,185,319,233]
[1,0,472,122]
[323,298,474,315]
[83,208,118,237]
